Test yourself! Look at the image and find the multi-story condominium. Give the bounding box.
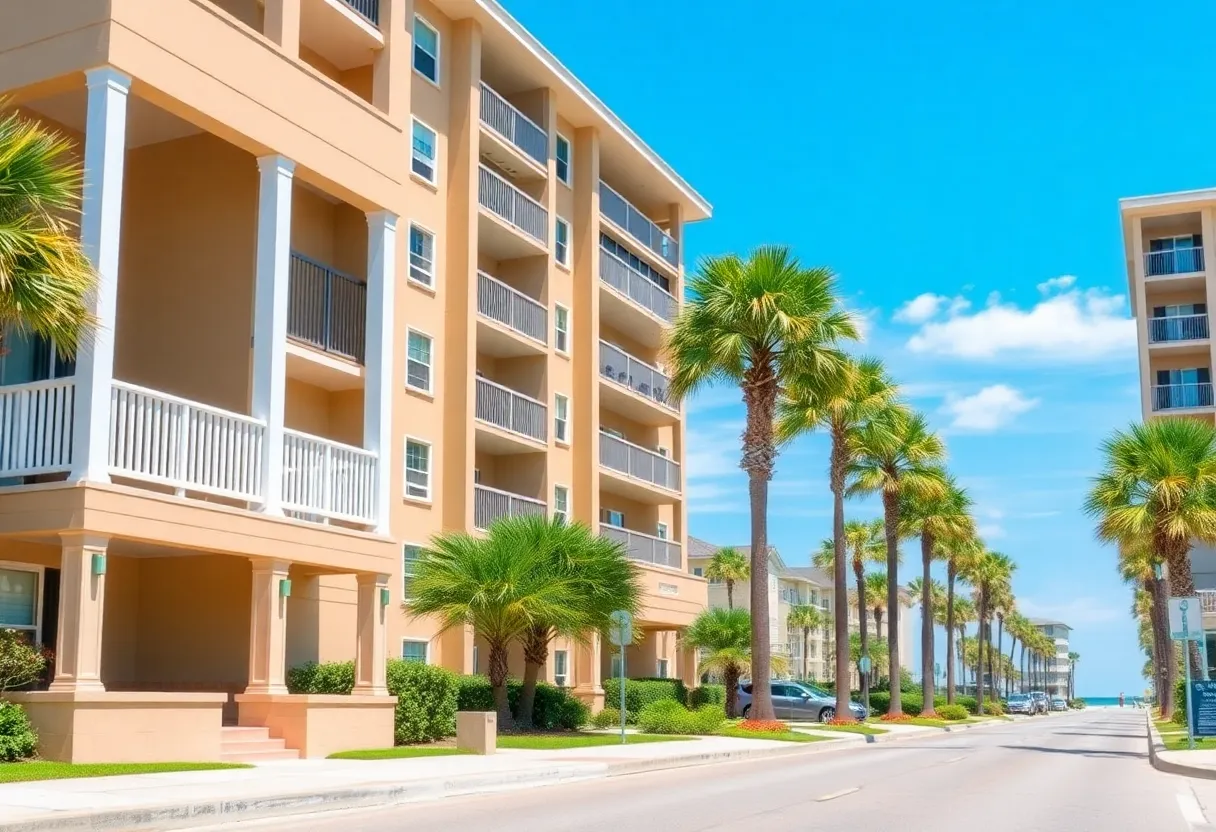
[1028,618,1072,697]
[0,0,708,763]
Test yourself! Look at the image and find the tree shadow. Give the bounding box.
[1000,744,1146,759]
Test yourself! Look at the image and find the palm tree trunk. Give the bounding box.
[882,489,902,717]
[873,608,884,687]
[724,665,741,718]
[517,625,549,731]
[1007,636,1017,698]
[1167,542,1205,680]
[995,617,1004,703]
[957,624,966,694]
[1151,574,1175,717]
[830,427,854,722]
[488,640,513,729]
[975,591,987,710]
[920,532,936,716]
[945,564,957,704]
[726,580,734,610]
[854,559,869,716]
[741,372,777,722]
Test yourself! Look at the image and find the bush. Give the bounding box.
[867,691,890,715]
[937,704,969,721]
[689,684,726,708]
[983,701,1004,716]
[1175,678,1188,726]
[592,707,622,729]
[955,695,979,715]
[0,701,37,761]
[637,700,725,735]
[602,678,686,714]
[286,660,355,695]
[454,675,587,730]
[1068,698,1086,710]
[0,629,50,693]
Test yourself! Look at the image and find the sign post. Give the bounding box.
[1170,597,1203,750]
[858,655,872,715]
[608,610,633,745]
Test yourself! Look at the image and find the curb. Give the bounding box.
[1146,710,1216,781]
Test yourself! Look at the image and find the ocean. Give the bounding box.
[1083,696,1133,707]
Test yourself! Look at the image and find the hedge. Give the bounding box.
[866,691,981,717]
[637,700,725,735]
[455,675,588,730]
[0,702,37,761]
[689,684,726,708]
[601,678,686,714]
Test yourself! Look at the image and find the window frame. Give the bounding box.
[553,484,569,524]
[401,543,424,602]
[413,15,441,85]
[404,436,433,502]
[554,217,570,268]
[554,393,570,444]
[656,522,669,541]
[553,305,570,355]
[603,509,625,528]
[401,638,430,665]
[0,561,44,643]
[405,328,434,394]
[408,222,436,289]
[554,649,569,687]
[656,658,669,679]
[693,567,703,577]
[555,134,571,185]
[411,118,439,185]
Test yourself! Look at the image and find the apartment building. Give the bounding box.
[1028,618,1072,698]
[0,0,708,763]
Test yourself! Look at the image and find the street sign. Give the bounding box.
[1170,597,1203,641]
[1190,681,1216,738]
[608,610,633,647]
[858,655,872,674]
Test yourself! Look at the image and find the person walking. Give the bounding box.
[1119,692,1124,708]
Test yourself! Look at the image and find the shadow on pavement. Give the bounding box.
[1001,744,1146,759]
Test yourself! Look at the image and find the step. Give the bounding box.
[221,748,300,763]
[219,725,299,763]
[221,726,271,742]
[221,739,289,754]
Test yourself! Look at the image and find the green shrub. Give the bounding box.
[983,701,1004,716]
[454,675,587,730]
[286,661,355,695]
[0,702,37,761]
[637,700,725,735]
[867,691,890,714]
[689,684,726,708]
[592,707,622,729]
[1068,698,1086,710]
[0,630,49,693]
[937,704,969,721]
[387,661,459,744]
[1176,678,1188,726]
[955,695,979,715]
[602,678,686,714]
[692,704,726,733]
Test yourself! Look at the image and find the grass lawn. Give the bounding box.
[497,733,696,750]
[800,723,886,736]
[1162,734,1216,751]
[867,716,958,728]
[0,762,249,784]
[716,728,828,743]
[329,747,473,760]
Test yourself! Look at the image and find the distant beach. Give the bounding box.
[1083,696,1134,707]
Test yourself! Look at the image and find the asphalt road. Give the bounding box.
[224,709,1216,831]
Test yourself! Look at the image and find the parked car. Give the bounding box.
[1028,691,1049,714]
[1005,693,1036,715]
[737,681,868,722]
[1050,697,1068,712]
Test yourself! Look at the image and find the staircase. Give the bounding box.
[220,726,300,762]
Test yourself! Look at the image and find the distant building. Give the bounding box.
[1028,618,1073,697]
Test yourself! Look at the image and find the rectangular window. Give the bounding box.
[554,649,569,687]
[406,330,433,392]
[554,394,569,443]
[693,567,703,577]
[603,509,624,528]
[402,544,422,601]
[656,522,668,540]
[413,16,440,83]
[408,224,435,287]
[656,658,669,679]
[555,135,571,184]
[472,645,479,674]
[405,439,431,500]
[554,305,569,354]
[412,120,437,183]
[0,566,39,632]
[555,218,570,266]
[553,485,569,524]
[402,640,429,664]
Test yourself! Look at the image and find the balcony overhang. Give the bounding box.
[599,466,680,505]
[473,420,546,455]
[286,340,365,391]
[598,284,667,350]
[300,0,384,70]
[477,209,548,261]
[475,316,547,358]
[479,128,547,182]
[599,377,679,426]
[1148,338,1211,358]
[634,566,707,628]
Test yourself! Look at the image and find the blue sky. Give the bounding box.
[502,0,1216,696]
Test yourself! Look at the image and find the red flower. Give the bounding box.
[738,719,789,733]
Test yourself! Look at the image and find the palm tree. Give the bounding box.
[966,550,1015,709]
[849,408,946,717]
[864,571,890,685]
[1004,611,1030,698]
[705,546,750,609]
[787,603,827,681]
[1118,536,1171,711]
[0,106,96,356]
[989,582,1014,702]
[1068,652,1080,701]
[812,517,884,711]
[899,474,973,717]
[942,535,981,702]
[683,607,789,718]
[952,596,975,692]
[1086,418,1216,715]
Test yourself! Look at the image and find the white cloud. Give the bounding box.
[1019,596,1121,626]
[939,384,1040,431]
[894,293,947,324]
[1038,275,1077,293]
[977,523,1006,540]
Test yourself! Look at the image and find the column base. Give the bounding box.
[48,679,106,693]
[243,684,289,696]
[352,684,390,697]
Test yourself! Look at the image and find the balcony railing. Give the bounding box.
[0,378,75,478]
[600,247,678,324]
[477,271,547,344]
[475,377,547,442]
[599,341,677,411]
[1145,247,1205,277]
[288,252,367,363]
[1151,382,1214,411]
[479,82,548,167]
[478,165,548,245]
[1150,314,1210,343]
[599,181,679,269]
[342,0,379,25]
[600,524,681,569]
[600,431,681,491]
[474,484,546,530]
[282,430,378,524]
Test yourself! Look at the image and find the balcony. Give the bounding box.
[1145,247,1205,279]
[474,376,547,451]
[599,182,679,271]
[600,247,678,348]
[1151,382,1214,412]
[299,0,384,71]
[1149,314,1210,345]
[479,82,548,178]
[474,484,546,530]
[476,271,547,356]
[341,0,379,24]
[478,165,548,258]
[599,431,681,503]
[282,429,378,524]
[599,341,679,425]
[601,524,681,569]
[288,252,366,364]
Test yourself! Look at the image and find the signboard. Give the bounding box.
[1190,681,1216,738]
[608,610,632,648]
[858,655,872,674]
[1170,597,1203,641]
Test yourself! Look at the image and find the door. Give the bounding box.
[768,683,794,719]
[786,685,821,720]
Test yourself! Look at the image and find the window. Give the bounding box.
[610,654,623,679]
[554,394,569,443]
[408,224,435,287]
[692,567,703,577]
[554,305,569,354]
[656,446,669,458]
[656,522,668,540]
[402,544,422,601]
[402,640,428,664]
[411,120,437,183]
[555,218,570,266]
[600,233,671,293]
[0,566,40,634]
[555,134,571,184]
[1148,234,1204,276]
[554,649,569,687]
[472,645,479,674]
[473,468,481,484]
[406,330,433,392]
[656,658,669,679]
[602,509,624,528]
[0,328,74,386]
[413,16,440,83]
[405,439,431,500]
[553,485,569,524]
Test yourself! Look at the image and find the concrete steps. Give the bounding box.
[221,726,299,762]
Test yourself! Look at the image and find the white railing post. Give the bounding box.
[321,443,334,525]
[364,211,396,534]
[175,402,190,497]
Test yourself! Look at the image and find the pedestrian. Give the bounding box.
[1119,691,1124,708]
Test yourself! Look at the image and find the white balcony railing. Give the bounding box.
[475,377,547,442]
[1151,382,1215,411]
[477,271,547,344]
[282,430,378,524]
[1145,247,1205,278]
[1149,314,1210,343]
[599,340,677,411]
[1201,590,1216,613]
[0,378,75,478]
[600,524,681,569]
[600,247,678,324]
[479,82,548,167]
[599,431,681,491]
[599,181,679,269]
[473,484,546,530]
[478,165,548,245]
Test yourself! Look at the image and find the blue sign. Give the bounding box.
[1189,681,1216,737]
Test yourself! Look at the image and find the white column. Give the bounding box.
[364,212,397,534]
[252,156,294,515]
[70,68,130,483]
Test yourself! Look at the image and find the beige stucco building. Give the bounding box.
[0,0,708,762]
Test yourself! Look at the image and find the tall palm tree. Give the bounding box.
[0,106,95,355]
[683,607,789,718]
[966,550,1014,710]
[787,604,827,681]
[849,408,946,717]
[1068,652,1081,701]
[899,474,973,717]
[1118,536,1170,711]
[989,581,1014,703]
[705,546,750,610]
[942,535,980,703]
[1004,611,1030,698]
[864,570,891,685]
[668,245,857,721]
[780,357,897,723]
[1086,418,1216,716]
[952,596,975,693]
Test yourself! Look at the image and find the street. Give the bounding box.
[221,710,1215,832]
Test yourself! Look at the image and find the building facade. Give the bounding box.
[1028,619,1072,697]
[0,0,708,762]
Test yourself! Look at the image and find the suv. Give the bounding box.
[1006,693,1035,715]
[1028,691,1049,715]
[1050,697,1068,712]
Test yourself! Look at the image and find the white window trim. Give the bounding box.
[554,217,571,269]
[413,15,441,86]
[553,484,569,523]
[405,327,435,394]
[401,542,424,603]
[555,133,572,186]
[404,436,433,503]
[401,637,431,665]
[604,509,625,527]
[554,304,570,356]
[0,561,44,644]
[656,657,669,679]
[554,393,570,445]
[656,522,669,540]
[554,648,569,686]
[411,118,439,187]
[407,222,437,290]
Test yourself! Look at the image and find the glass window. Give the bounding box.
[413,17,439,83]
[472,645,479,674]
[656,522,668,540]
[405,439,431,500]
[656,658,669,679]
[412,120,437,183]
[555,135,571,184]
[555,218,570,266]
[554,305,569,354]
[553,485,569,524]
[402,544,422,601]
[554,649,569,686]
[409,225,435,287]
[406,330,433,392]
[554,394,569,443]
[693,567,703,577]
[599,234,671,293]
[402,640,428,664]
[603,509,624,527]
[0,568,38,630]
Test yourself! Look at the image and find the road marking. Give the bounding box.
[817,787,860,802]
[942,755,967,764]
[1178,792,1208,827]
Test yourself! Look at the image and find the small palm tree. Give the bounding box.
[813,518,884,709]
[1068,652,1081,700]
[864,571,890,684]
[667,245,857,720]
[683,607,789,718]
[952,596,975,690]
[1119,537,1169,707]
[965,550,1015,709]
[942,535,981,703]
[787,604,827,680]
[705,546,750,609]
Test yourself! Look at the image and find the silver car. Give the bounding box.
[738,681,867,722]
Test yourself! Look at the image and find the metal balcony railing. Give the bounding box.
[474,484,546,530]
[1149,314,1209,343]
[1151,382,1214,411]
[1201,590,1216,614]
[475,377,547,442]
[479,82,548,167]
[599,181,679,269]
[600,247,678,323]
[599,431,681,491]
[288,252,366,363]
[477,271,547,344]
[341,0,379,25]
[478,165,548,245]
[600,524,681,568]
[599,340,677,411]
[1145,246,1205,277]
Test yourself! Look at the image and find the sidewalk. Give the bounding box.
[1146,711,1216,780]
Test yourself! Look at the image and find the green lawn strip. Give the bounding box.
[0,762,249,784]
[793,722,886,736]
[1162,734,1216,751]
[866,717,960,729]
[329,747,474,760]
[716,728,828,743]
[497,733,695,750]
